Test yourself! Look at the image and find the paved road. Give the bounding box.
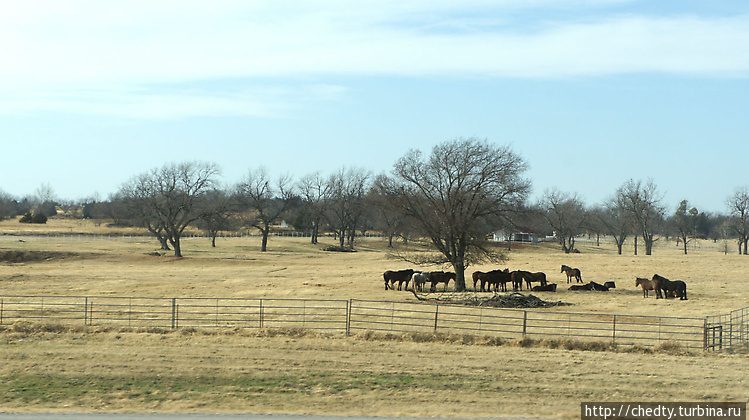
[0,414,550,420]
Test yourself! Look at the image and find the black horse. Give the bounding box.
[652,274,688,300]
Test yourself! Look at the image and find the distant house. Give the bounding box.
[492,231,539,243]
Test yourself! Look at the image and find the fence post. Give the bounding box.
[88,300,93,326]
[703,318,708,350]
[434,305,439,333]
[259,299,264,329]
[612,315,616,344]
[84,297,88,326]
[171,298,177,329]
[1,298,3,325]
[346,299,351,337]
[522,311,527,336]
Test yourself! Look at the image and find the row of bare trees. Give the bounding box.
[3,138,749,290]
[535,181,749,256]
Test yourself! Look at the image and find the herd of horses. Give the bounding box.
[384,266,689,301]
[635,274,688,300]
[383,265,574,293]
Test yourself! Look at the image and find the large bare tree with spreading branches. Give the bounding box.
[236,167,296,252]
[615,179,665,255]
[379,137,530,292]
[120,161,220,257]
[539,188,587,254]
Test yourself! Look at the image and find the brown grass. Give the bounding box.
[1,218,749,417]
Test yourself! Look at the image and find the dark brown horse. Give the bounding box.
[510,270,547,290]
[510,270,527,291]
[561,265,582,283]
[383,269,414,291]
[473,269,511,292]
[651,274,688,300]
[532,283,557,292]
[635,277,655,298]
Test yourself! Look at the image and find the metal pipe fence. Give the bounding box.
[705,306,749,351]
[0,295,720,350]
[347,300,706,349]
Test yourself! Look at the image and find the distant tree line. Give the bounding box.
[2,138,749,276]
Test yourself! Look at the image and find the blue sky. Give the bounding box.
[1,0,748,214]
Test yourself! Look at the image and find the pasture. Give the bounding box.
[1,218,749,417]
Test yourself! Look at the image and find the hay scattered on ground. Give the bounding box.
[411,290,572,308]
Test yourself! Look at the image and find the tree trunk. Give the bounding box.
[171,237,182,258]
[452,261,466,292]
[211,234,217,248]
[634,236,638,255]
[261,227,270,252]
[645,235,654,256]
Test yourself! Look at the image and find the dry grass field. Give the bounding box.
[1,218,749,418]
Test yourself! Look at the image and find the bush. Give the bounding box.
[19,211,47,224]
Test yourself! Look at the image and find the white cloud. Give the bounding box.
[1,1,747,118]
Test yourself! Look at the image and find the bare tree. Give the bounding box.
[196,188,235,247]
[670,200,699,255]
[0,189,19,220]
[236,168,296,252]
[369,175,413,248]
[325,167,371,250]
[379,138,530,292]
[726,187,749,255]
[297,171,332,244]
[119,162,220,257]
[615,179,665,255]
[539,188,586,254]
[594,200,631,255]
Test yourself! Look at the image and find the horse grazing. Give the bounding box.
[510,270,529,291]
[561,265,583,283]
[473,269,511,292]
[651,274,688,300]
[532,283,557,292]
[428,271,456,292]
[383,269,414,291]
[523,272,547,290]
[411,271,430,292]
[635,277,655,298]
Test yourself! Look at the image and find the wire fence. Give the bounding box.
[0,295,725,350]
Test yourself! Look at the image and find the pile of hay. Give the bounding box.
[411,290,571,308]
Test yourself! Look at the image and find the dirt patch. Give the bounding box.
[0,250,79,263]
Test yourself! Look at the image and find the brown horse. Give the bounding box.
[429,271,456,292]
[635,277,655,298]
[561,265,582,283]
[523,272,547,290]
[510,270,527,291]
